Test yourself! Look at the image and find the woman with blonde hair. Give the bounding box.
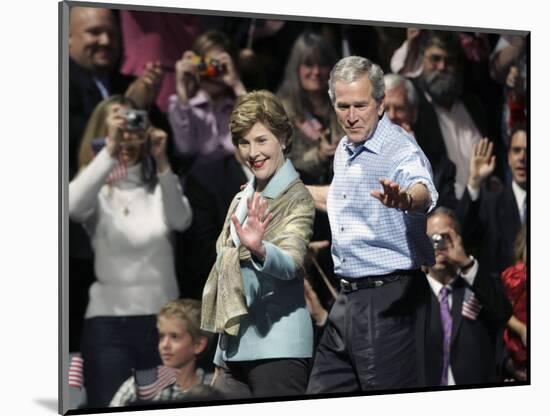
[201,90,315,398]
[69,95,193,407]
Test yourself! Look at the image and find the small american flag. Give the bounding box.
[68,354,84,389]
[106,153,128,185]
[136,366,179,401]
[91,139,128,185]
[461,291,482,320]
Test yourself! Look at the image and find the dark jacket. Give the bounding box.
[424,263,512,386]
[177,154,247,300]
[456,183,522,280]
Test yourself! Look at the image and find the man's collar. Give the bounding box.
[426,272,458,296]
[512,180,526,199]
[342,113,391,157]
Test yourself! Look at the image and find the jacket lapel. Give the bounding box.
[450,282,465,347]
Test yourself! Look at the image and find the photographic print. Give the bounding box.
[59,0,529,414]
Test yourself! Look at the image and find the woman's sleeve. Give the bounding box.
[69,147,116,222]
[394,146,439,214]
[390,39,409,74]
[157,169,193,232]
[251,192,315,280]
[167,94,203,159]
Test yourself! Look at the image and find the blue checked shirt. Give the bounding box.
[327,114,437,278]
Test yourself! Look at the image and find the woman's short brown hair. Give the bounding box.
[229,90,293,154]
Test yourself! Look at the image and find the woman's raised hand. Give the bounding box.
[105,104,126,156]
[149,127,170,173]
[231,192,273,260]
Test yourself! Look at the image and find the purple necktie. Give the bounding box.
[439,286,453,385]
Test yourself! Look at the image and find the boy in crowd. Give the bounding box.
[110,299,212,407]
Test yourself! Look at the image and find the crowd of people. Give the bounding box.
[66,6,528,410]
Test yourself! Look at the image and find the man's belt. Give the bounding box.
[339,269,421,292]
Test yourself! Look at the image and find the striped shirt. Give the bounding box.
[327,113,437,277]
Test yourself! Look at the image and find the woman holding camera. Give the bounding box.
[168,30,247,174]
[201,90,315,398]
[69,95,193,408]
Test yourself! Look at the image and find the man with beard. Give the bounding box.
[383,73,457,209]
[412,31,490,200]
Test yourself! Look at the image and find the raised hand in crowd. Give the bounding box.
[231,192,273,260]
[175,50,200,104]
[125,61,164,109]
[217,51,246,97]
[317,128,339,163]
[104,104,126,156]
[467,137,496,191]
[149,127,170,173]
[400,28,426,75]
[490,35,526,84]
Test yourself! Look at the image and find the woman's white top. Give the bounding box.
[69,148,192,318]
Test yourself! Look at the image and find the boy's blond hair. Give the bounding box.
[158,299,205,342]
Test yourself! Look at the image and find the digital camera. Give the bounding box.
[122,108,149,131]
[191,56,226,78]
[430,233,449,251]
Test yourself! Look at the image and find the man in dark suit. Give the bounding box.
[69,7,126,178]
[424,207,512,386]
[411,31,494,200]
[456,124,527,281]
[69,6,164,179]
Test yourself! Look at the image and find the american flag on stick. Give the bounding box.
[68,354,84,389]
[106,153,128,185]
[136,366,179,401]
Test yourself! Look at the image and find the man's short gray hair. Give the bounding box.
[383,73,419,110]
[328,56,385,104]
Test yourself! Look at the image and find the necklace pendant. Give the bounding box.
[123,207,129,216]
